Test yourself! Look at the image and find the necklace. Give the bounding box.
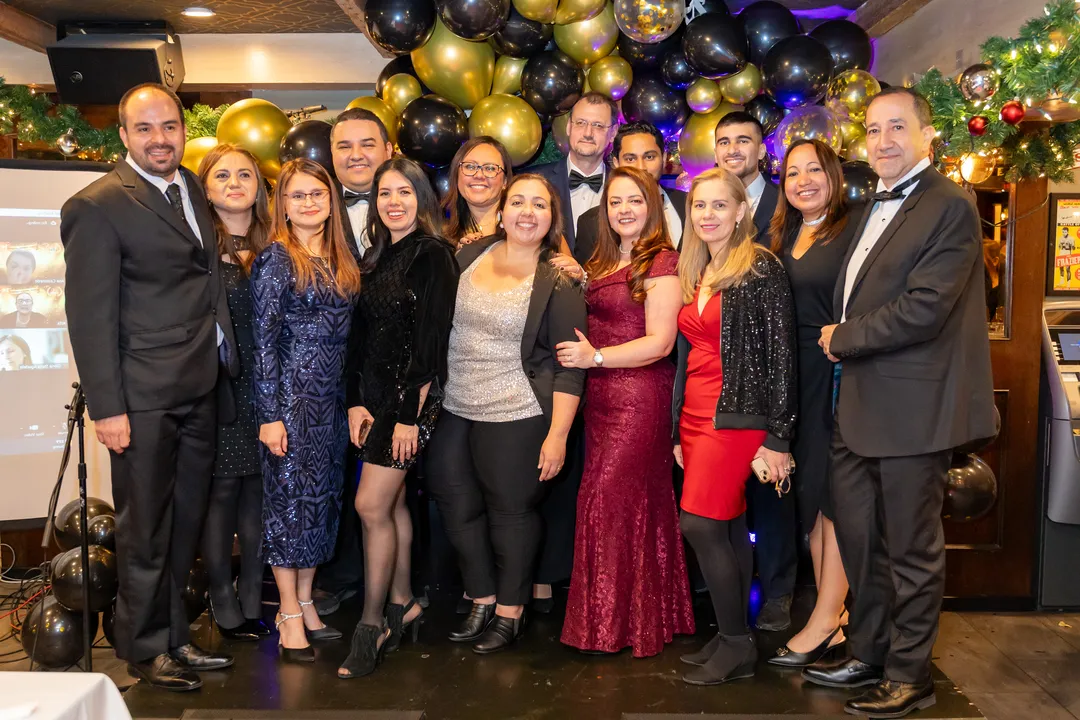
[802,214,827,227]
[619,245,633,255]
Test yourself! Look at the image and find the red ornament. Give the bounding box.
[1000,100,1025,125]
[968,115,989,136]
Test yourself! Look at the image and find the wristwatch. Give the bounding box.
[593,349,604,367]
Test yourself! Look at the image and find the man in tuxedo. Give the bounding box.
[330,107,394,258]
[61,83,237,691]
[534,92,619,252]
[713,111,796,631]
[573,121,686,265]
[806,87,995,718]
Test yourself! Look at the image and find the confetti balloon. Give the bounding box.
[716,63,762,105]
[775,105,843,158]
[614,0,685,44]
[825,69,880,124]
[958,63,998,103]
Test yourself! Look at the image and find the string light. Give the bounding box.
[1011,48,1019,59]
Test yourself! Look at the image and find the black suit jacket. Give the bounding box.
[753,177,780,245]
[572,187,687,266]
[533,157,607,252]
[830,166,996,457]
[61,161,237,421]
[455,236,587,418]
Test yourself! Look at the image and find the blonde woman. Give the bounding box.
[673,167,796,686]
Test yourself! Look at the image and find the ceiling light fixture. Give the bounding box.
[182,7,216,18]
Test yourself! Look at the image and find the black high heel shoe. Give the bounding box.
[473,612,526,655]
[209,596,261,642]
[449,602,496,643]
[385,598,424,652]
[337,622,390,679]
[298,600,342,640]
[768,627,843,668]
[683,634,757,686]
[275,612,315,663]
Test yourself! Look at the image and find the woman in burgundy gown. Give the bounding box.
[555,167,695,657]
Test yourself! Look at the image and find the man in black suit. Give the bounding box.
[807,87,995,718]
[534,92,619,253]
[713,110,796,632]
[61,83,237,691]
[573,121,686,265]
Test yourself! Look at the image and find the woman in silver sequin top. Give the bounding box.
[427,173,587,655]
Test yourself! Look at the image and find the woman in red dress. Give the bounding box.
[555,166,694,657]
[673,167,796,685]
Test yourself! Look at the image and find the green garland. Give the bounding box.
[915,0,1080,182]
[184,104,228,140]
[0,77,124,158]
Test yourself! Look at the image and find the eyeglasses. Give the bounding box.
[460,162,504,179]
[286,189,330,204]
[571,119,612,132]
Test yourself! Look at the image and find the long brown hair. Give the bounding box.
[441,137,513,244]
[768,138,848,255]
[269,158,361,297]
[585,166,672,304]
[197,143,271,275]
[496,173,565,254]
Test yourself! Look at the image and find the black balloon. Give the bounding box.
[21,595,98,668]
[841,161,878,205]
[492,6,552,57]
[661,50,697,91]
[102,601,116,647]
[944,453,998,522]
[279,120,334,175]
[426,164,453,200]
[183,559,210,623]
[520,51,585,116]
[54,497,114,551]
[619,30,684,74]
[762,34,834,108]
[623,74,690,141]
[376,56,419,97]
[739,1,801,67]
[439,0,510,40]
[745,94,785,135]
[398,95,470,167]
[365,0,437,54]
[86,513,115,551]
[809,19,873,73]
[682,12,749,79]
[51,545,118,613]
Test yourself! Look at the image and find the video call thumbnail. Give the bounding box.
[0,286,66,329]
[0,242,66,286]
[0,328,69,371]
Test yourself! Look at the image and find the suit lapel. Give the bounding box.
[522,249,557,359]
[117,161,203,249]
[833,202,875,319]
[555,157,575,247]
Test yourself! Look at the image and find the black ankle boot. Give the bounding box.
[472,613,525,655]
[682,634,757,686]
[449,602,495,643]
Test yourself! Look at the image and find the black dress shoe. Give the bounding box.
[845,679,936,718]
[680,633,721,667]
[682,634,757,686]
[169,643,235,671]
[768,627,843,668]
[802,658,883,689]
[130,653,202,691]
[531,596,555,614]
[217,621,260,641]
[449,602,495,643]
[473,613,526,654]
[248,618,271,637]
[755,594,793,632]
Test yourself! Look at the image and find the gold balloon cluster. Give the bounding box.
[215,98,293,179]
[553,2,618,67]
[825,70,880,124]
[382,73,423,116]
[513,0,605,25]
[684,64,760,114]
[678,102,740,177]
[345,96,399,146]
[411,18,494,110]
[493,56,529,95]
[181,136,219,174]
[469,94,543,166]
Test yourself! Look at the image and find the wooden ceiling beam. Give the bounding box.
[849,0,934,38]
[332,0,395,59]
[0,1,55,53]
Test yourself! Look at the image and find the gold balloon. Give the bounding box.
[345,95,398,146]
[215,98,292,179]
[678,103,739,177]
[514,0,556,23]
[716,64,761,106]
[552,111,571,154]
[555,0,606,25]
[382,73,422,116]
[469,94,543,166]
[493,55,528,95]
[686,78,722,114]
[588,55,633,101]
[844,135,868,162]
[839,118,865,146]
[411,18,494,110]
[825,69,881,124]
[181,136,219,174]
[553,3,618,67]
[613,0,685,44]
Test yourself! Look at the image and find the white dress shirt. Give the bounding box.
[567,156,604,234]
[746,172,767,218]
[345,198,370,257]
[661,190,683,249]
[840,157,932,322]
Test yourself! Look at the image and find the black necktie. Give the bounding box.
[344,190,369,207]
[165,183,187,223]
[869,176,919,203]
[569,170,603,193]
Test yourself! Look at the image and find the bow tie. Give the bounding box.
[343,190,369,207]
[869,176,919,203]
[569,170,603,193]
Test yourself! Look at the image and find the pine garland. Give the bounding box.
[0,77,124,159]
[184,104,228,139]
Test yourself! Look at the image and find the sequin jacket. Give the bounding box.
[672,251,797,452]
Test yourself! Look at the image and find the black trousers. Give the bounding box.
[745,473,798,600]
[535,413,584,584]
[830,418,951,684]
[426,412,549,606]
[201,472,263,628]
[110,391,216,663]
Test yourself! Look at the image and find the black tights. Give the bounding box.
[355,464,413,628]
[679,511,752,636]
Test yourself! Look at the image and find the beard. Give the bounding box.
[133,143,181,178]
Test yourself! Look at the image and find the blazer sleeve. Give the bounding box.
[760,257,798,452]
[250,245,289,425]
[60,194,126,421]
[547,278,588,398]
[830,197,980,359]
[672,331,690,443]
[397,241,460,425]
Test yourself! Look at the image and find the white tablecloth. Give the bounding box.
[0,673,131,720]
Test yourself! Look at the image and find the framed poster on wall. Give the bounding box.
[1047,193,1080,297]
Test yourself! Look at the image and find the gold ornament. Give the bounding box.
[843,134,868,162]
[588,55,633,101]
[345,95,399,146]
[469,94,544,166]
[181,136,219,174]
[686,78,723,114]
[55,127,79,156]
[215,98,293,179]
[959,152,995,185]
[716,64,761,106]
[552,111,571,154]
[493,56,529,95]
[678,102,739,177]
[613,0,685,44]
[553,3,618,67]
[382,73,423,116]
[514,0,556,23]
[825,70,880,124]
[555,0,606,25]
[411,18,495,110]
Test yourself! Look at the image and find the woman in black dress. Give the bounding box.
[197,144,271,640]
[766,139,858,668]
[339,157,459,678]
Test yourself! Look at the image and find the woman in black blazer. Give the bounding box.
[426,173,587,655]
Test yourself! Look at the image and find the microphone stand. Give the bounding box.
[40,382,93,672]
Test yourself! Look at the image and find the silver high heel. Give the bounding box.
[298,600,343,640]
[276,611,315,663]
